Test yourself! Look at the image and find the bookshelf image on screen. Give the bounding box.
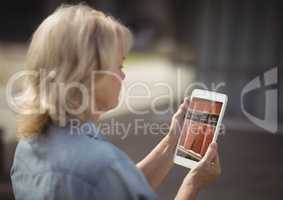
[176,97,223,161]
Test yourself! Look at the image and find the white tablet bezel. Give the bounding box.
[174,89,228,169]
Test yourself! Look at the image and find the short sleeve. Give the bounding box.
[94,159,159,200]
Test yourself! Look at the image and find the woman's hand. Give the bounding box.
[137,98,190,189]
[176,142,221,200]
[167,97,190,146]
[185,142,221,189]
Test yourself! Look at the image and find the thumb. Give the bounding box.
[202,142,218,162]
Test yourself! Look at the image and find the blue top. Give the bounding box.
[11,121,158,200]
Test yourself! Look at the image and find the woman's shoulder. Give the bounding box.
[13,121,133,179]
[11,121,158,200]
[46,120,131,163]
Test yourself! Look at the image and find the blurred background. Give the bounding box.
[0,0,282,199]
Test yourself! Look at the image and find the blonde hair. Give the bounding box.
[16,4,133,138]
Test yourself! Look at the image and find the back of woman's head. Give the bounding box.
[16,4,133,138]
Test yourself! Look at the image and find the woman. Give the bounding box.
[10,4,221,200]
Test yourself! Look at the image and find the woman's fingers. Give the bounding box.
[182,99,190,114]
[174,98,190,131]
[169,97,190,139]
[182,97,190,111]
[175,97,190,118]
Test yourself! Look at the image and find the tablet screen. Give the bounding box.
[176,97,223,161]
